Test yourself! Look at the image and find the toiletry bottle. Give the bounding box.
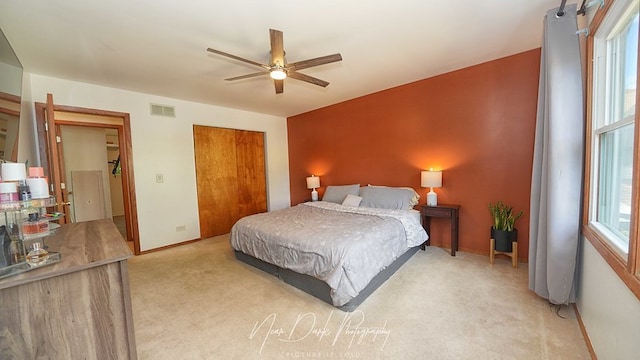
[23,213,39,236]
[0,182,19,203]
[26,242,48,267]
[17,180,31,201]
[9,238,25,264]
[27,167,49,199]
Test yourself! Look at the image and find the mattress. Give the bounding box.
[230,201,428,307]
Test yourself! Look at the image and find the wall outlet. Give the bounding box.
[175,225,186,232]
[155,174,164,183]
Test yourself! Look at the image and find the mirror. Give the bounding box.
[0,27,23,163]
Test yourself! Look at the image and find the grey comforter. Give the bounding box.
[230,201,428,306]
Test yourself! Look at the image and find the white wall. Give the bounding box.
[574,6,640,359]
[60,126,113,222]
[17,72,36,165]
[577,240,640,359]
[26,73,290,251]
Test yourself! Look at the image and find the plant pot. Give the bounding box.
[491,227,517,252]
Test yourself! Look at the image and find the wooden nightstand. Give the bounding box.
[421,204,460,256]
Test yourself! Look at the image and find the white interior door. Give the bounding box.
[72,171,106,222]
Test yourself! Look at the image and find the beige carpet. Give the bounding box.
[128,235,591,359]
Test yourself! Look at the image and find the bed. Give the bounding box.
[230,184,429,311]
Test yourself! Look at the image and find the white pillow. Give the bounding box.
[342,194,362,207]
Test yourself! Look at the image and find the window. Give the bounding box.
[586,0,640,298]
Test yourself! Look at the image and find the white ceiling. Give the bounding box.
[0,0,566,117]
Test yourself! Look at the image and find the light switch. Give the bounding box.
[155,174,164,183]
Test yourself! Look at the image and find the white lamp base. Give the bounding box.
[426,189,438,206]
[311,189,318,201]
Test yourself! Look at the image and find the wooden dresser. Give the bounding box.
[0,219,137,359]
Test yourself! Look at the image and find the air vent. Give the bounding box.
[150,103,176,117]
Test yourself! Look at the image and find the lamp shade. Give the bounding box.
[421,170,442,188]
[306,175,320,189]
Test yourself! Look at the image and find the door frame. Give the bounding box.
[34,98,140,254]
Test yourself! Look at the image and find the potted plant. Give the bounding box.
[488,201,524,252]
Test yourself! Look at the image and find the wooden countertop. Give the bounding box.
[0,219,132,290]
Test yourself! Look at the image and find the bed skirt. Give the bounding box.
[234,246,420,312]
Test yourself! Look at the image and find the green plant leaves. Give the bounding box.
[488,201,523,231]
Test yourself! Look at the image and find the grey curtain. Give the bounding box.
[529,4,584,305]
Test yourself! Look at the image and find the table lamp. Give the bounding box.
[306,175,320,201]
[421,169,442,206]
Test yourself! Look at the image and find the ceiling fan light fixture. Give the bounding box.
[270,68,287,80]
[207,29,342,94]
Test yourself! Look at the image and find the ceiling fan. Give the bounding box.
[206,29,342,94]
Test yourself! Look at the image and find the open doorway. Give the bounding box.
[34,98,140,254]
[57,126,127,240]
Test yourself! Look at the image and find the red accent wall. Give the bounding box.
[287,49,540,259]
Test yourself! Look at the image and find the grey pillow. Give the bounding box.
[359,186,420,210]
[322,184,360,204]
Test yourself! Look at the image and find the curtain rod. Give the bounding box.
[557,0,589,17]
[557,0,568,16]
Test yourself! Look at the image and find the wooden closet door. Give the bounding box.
[194,126,239,238]
[193,126,266,238]
[235,130,267,219]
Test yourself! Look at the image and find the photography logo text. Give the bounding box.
[249,310,391,355]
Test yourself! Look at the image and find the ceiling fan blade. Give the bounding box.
[206,48,268,70]
[225,71,269,81]
[274,79,284,94]
[269,29,285,66]
[288,72,330,87]
[288,53,342,71]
